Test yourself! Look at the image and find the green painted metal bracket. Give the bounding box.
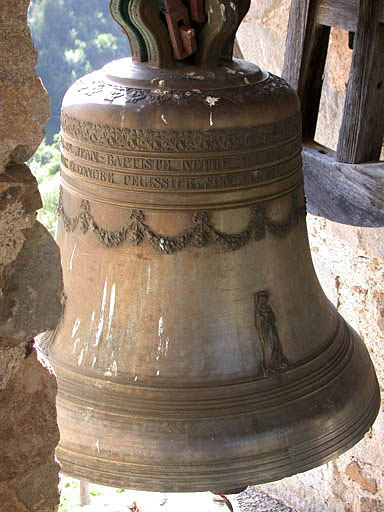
[109,0,251,67]
[129,0,173,68]
[110,0,148,62]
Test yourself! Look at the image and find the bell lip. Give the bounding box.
[55,382,380,492]
[101,57,268,91]
[51,323,381,492]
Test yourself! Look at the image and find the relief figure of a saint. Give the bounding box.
[254,290,289,376]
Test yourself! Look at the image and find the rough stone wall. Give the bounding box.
[239,2,384,511]
[0,0,63,510]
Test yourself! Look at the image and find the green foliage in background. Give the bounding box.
[29,135,61,235]
[59,476,81,512]
[28,0,131,141]
[58,475,126,511]
[28,0,133,234]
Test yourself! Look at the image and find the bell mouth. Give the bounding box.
[212,487,248,495]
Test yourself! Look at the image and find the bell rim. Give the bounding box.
[55,382,380,492]
[50,319,381,491]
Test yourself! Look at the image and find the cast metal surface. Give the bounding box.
[40,0,380,493]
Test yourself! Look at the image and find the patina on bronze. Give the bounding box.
[40,0,380,493]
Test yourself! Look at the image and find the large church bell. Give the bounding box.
[39,0,380,492]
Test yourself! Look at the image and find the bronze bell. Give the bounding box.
[38,0,380,493]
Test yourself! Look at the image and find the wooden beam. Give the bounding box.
[79,480,91,507]
[336,0,384,163]
[302,142,384,227]
[282,0,330,140]
[318,0,384,31]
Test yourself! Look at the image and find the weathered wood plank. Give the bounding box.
[303,142,384,226]
[318,0,384,32]
[336,0,384,163]
[283,0,313,91]
[318,0,358,31]
[282,0,330,140]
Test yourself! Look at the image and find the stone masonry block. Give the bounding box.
[0,222,63,344]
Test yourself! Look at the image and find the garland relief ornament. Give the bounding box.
[57,188,305,253]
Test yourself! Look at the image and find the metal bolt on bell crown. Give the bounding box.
[38,0,380,493]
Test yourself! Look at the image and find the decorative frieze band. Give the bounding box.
[57,187,306,254]
[61,112,300,154]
